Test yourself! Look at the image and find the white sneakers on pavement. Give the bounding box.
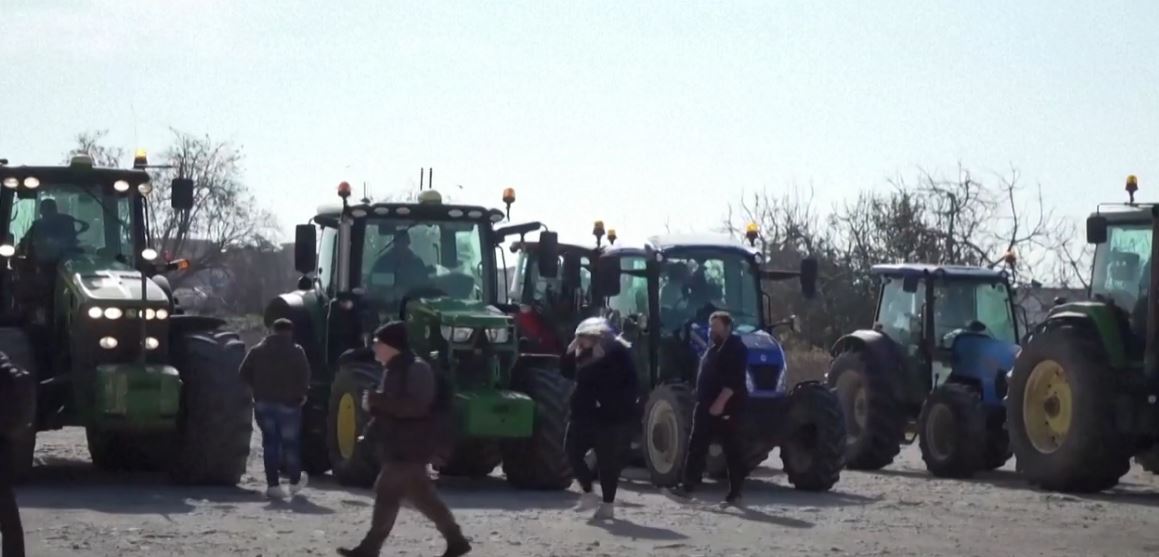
[289,473,308,497]
[265,486,288,499]
[592,502,615,521]
[573,491,600,512]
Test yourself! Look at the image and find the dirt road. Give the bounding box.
[13,427,1159,556]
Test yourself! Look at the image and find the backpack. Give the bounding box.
[0,351,35,438]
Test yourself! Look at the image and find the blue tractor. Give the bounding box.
[592,232,846,490]
[827,264,1021,477]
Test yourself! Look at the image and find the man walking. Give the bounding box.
[669,311,749,505]
[338,322,470,557]
[239,318,311,498]
[0,349,35,557]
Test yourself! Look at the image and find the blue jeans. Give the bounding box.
[254,401,303,488]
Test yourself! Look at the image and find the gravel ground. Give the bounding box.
[12,426,1159,557]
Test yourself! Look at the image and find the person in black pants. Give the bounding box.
[0,349,34,557]
[561,317,639,521]
[669,310,749,505]
[0,436,24,557]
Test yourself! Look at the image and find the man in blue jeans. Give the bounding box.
[239,318,312,498]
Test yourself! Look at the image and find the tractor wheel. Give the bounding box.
[827,350,905,470]
[1136,447,1159,474]
[300,400,332,476]
[169,332,254,485]
[501,367,573,490]
[327,362,382,487]
[780,382,845,491]
[87,430,171,472]
[1006,325,1131,493]
[438,440,502,478]
[917,384,986,478]
[641,384,695,487]
[0,327,37,483]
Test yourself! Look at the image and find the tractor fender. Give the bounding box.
[264,292,323,370]
[828,329,908,403]
[1027,311,1124,368]
[168,315,226,338]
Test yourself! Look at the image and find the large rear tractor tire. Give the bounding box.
[438,440,502,478]
[326,362,382,487]
[827,350,905,470]
[300,398,332,476]
[706,440,771,480]
[0,327,37,483]
[1137,447,1159,474]
[780,382,845,491]
[917,383,986,478]
[1006,325,1131,493]
[982,412,1012,471]
[169,332,254,485]
[641,384,695,487]
[501,367,573,490]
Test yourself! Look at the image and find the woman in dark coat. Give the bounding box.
[561,317,639,520]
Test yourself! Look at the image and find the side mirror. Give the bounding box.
[537,231,560,278]
[596,257,622,296]
[294,224,318,275]
[902,275,920,293]
[171,177,195,210]
[800,257,818,298]
[1086,215,1108,244]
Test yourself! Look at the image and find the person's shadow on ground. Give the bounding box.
[587,517,687,540]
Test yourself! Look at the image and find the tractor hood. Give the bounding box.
[686,323,786,368]
[62,255,168,304]
[408,297,513,328]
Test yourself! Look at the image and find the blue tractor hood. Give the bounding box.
[688,323,787,398]
[949,330,1020,405]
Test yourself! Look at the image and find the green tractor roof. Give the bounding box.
[0,156,151,188]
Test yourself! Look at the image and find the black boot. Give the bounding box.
[336,546,376,557]
[441,535,471,557]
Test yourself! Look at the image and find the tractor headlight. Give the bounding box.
[113,180,131,192]
[144,337,160,350]
[144,308,156,320]
[99,336,118,349]
[155,308,168,320]
[23,177,39,189]
[104,307,123,320]
[485,327,511,343]
[440,326,473,343]
[2,178,17,189]
[88,306,104,319]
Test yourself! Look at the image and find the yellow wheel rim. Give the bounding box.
[1022,360,1073,454]
[337,393,358,460]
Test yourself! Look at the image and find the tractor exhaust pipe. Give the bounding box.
[1146,204,1159,384]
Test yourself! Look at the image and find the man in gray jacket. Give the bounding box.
[239,318,311,498]
[338,321,469,557]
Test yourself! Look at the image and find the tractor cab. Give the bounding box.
[870,264,1020,399]
[505,221,614,353]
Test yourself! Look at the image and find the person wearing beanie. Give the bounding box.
[561,317,639,521]
[338,321,469,557]
[238,318,311,499]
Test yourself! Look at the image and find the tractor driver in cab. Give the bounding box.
[369,230,431,296]
[660,263,690,311]
[17,198,90,264]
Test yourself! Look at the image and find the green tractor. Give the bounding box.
[266,182,574,489]
[1006,175,1159,491]
[0,155,252,484]
[592,231,846,491]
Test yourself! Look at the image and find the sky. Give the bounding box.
[2,0,1157,249]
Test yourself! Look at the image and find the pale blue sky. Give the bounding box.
[2,0,1157,247]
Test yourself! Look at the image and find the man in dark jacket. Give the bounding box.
[239,318,311,498]
[0,350,33,557]
[561,317,638,521]
[338,321,469,557]
[670,311,749,505]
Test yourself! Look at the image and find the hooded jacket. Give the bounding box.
[561,330,639,425]
[365,351,454,464]
[238,334,311,404]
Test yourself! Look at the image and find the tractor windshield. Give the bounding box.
[1090,222,1151,312]
[659,249,762,331]
[6,184,136,265]
[932,280,1018,345]
[359,217,489,307]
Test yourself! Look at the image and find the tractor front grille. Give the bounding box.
[748,364,783,392]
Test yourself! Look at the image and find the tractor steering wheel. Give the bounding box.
[397,287,448,319]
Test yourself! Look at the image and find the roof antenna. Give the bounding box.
[419,168,425,190]
[428,168,433,190]
[360,181,370,204]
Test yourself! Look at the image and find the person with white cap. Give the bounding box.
[561,317,639,520]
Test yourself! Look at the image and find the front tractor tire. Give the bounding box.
[326,361,382,487]
[1006,325,1131,493]
[779,382,845,491]
[641,384,695,487]
[500,367,573,490]
[917,384,986,478]
[169,332,254,485]
[827,350,905,470]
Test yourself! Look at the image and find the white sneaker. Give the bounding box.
[289,473,308,497]
[265,486,287,499]
[574,492,600,512]
[593,502,614,520]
